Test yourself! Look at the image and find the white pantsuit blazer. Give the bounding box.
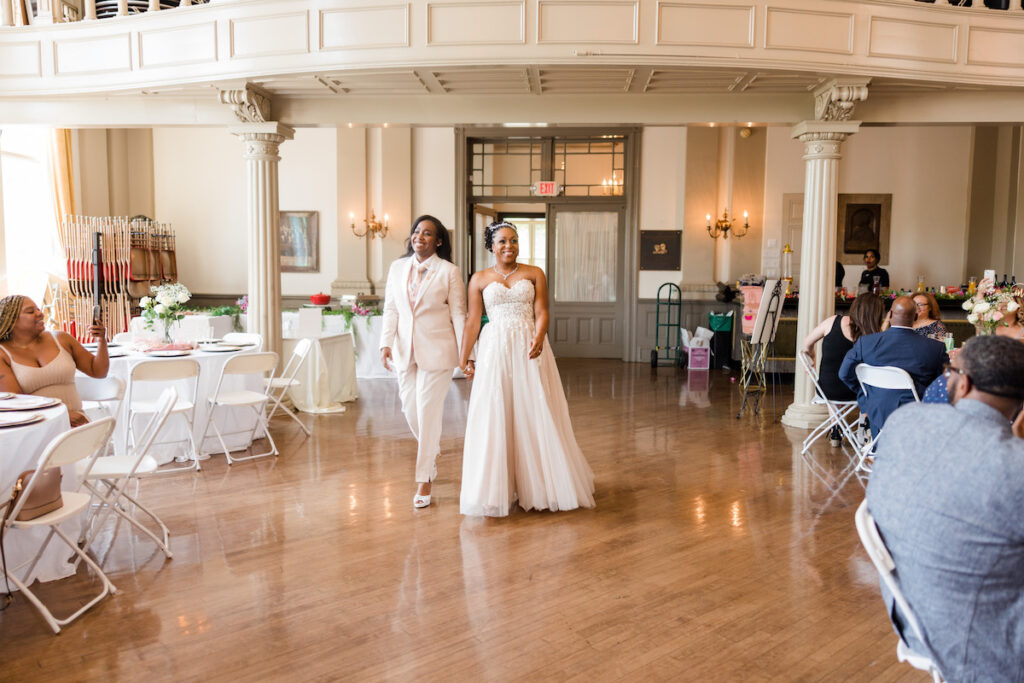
[380,255,467,372]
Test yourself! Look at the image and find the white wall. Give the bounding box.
[762,125,972,290]
[154,127,339,296]
[638,127,686,298]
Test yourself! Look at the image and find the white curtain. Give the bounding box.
[553,211,617,302]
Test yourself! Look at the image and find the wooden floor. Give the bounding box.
[1,360,926,681]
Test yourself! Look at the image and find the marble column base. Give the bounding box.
[780,401,829,430]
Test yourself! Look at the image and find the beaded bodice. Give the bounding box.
[483,279,535,329]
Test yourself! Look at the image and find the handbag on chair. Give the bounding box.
[1,468,64,609]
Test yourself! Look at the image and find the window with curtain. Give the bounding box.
[553,211,617,302]
[0,127,64,302]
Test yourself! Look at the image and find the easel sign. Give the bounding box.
[750,279,783,345]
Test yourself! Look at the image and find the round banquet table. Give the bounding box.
[102,347,263,463]
[0,403,81,587]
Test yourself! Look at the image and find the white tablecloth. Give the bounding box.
[0,404,81,587]
[347,316,391,379]
[129,314,239,341]
[282,333,358,414]
[105,348,262,462]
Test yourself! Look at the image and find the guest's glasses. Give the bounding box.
[943,362,966,379]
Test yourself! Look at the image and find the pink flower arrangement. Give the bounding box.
[236,295,248,313]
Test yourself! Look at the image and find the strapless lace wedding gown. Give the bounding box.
[460,279,596,517]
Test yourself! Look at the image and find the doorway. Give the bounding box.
[463,131,635,359]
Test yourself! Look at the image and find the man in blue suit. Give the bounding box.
[839,296,947,437]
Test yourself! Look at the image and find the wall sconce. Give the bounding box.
[705,209,749,239]
[600,172,623,196]
[350,209,389,239]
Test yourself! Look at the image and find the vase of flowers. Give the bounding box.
[962,278,1019,335]
[141,282,192,343]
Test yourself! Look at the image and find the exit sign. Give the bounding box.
[533,181,561,197]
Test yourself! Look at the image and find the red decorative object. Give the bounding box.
[310,293,331,305]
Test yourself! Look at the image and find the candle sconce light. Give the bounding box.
[705,209,749,240]
[350,209,389,239]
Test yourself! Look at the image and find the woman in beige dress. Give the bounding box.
[0,295,109,427]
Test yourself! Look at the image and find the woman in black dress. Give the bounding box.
[858,249,890,290]
[802,292,885,399]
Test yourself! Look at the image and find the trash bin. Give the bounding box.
[708,311,734,369]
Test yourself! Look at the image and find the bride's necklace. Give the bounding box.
[493,263,519,281]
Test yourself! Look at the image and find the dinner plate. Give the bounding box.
[145,350,192,358]
[197,339,224,345]
[107,349,129,358]
[201,345,242,353]
[0,413,45,428]
[84,342,121,349]
[0,396,62,411]
[233,342,258,347]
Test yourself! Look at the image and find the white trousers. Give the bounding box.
[395,362,453,483]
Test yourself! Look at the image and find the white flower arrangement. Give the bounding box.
[141,282,192,341]
[961,278,1017,335]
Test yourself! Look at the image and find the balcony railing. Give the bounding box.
[1,0,210,26]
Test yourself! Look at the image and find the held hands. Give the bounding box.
[462,359,475,379]
[528,335,544,360]
[380,347,393,372]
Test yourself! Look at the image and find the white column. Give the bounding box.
[117,0,128,16]
[714,127,735,283]
[0,0,13,27]
[84,0,97,20]
[229,122,294,358]
[781,120,860,429]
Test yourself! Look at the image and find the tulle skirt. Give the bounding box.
[460,319,595,517]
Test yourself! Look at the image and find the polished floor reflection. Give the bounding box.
[1,361,924,680]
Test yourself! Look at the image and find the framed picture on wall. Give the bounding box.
[280,211,319,273]
[639,230,682,270]
[836,194,891,265]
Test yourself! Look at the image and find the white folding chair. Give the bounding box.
[266,338,313,436]
[112,332,136,344]
[1,417,117,634]
[854,364,921,472]
[200,351,280,465]
[223,332,264,350]
[855,500,944,682]
[76,375,126,422]
[125,359,202,473]
[78,388,178,560]
[798,351,860,455]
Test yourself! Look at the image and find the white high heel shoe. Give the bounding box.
[413,459,437,508]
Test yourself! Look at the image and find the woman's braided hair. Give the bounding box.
[0,295,26,342]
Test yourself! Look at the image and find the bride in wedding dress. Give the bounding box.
[458,221,595,517]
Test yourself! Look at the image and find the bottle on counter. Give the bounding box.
[917,275,925,293]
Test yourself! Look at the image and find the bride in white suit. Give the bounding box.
[380,215,467,509]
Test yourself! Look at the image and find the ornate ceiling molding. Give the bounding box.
[813,78,870,122]
[219,83,273,123]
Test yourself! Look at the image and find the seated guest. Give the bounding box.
[0,295,109,427]
[883,291,947,339]
[835,261,845,288]
[839,296,947,437]
[858,248,890,290]
[802,293,884,402]
[866,335,1024,680]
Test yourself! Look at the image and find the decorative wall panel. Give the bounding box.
[139,22,218,68]
[765,7,853,55]
[0,41,41,77]
[967,27,1024,67]
[321,5,409,50]
[427,1,524,45]
[54,34,131,75]
[868,17,957,64]
[231,11,310,58]
[656,2,754,48]
[538,0,638,44]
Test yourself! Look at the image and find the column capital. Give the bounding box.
[219,83,274,123]
[791,120,860,159]
[229,122,295,161]
[813,78,870,121]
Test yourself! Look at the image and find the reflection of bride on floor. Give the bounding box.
[458,221,595,517]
